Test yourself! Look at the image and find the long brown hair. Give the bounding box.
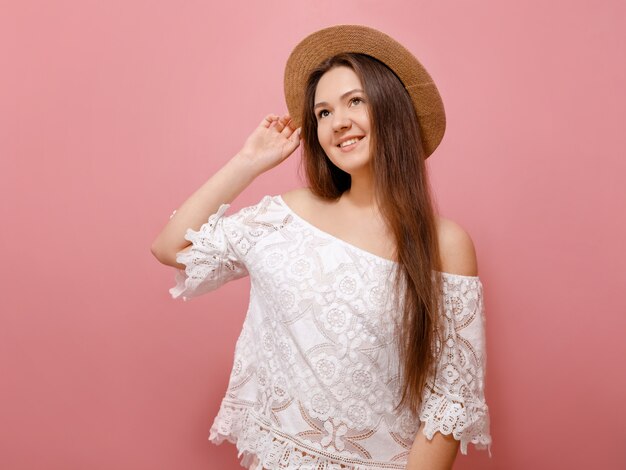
[300,53,444,417]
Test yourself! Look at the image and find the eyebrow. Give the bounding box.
[314,89,364,110]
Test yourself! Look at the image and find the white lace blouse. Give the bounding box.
[169,194,492,469]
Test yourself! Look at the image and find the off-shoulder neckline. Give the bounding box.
[272,194,480,281]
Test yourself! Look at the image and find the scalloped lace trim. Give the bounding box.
[169,203,247,301]
[209,402,408,470]
[418,390,492,458]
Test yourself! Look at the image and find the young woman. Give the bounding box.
[152,25,491,470]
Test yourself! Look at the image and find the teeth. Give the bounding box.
[339,137,361,148]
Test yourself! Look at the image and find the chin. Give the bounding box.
[330,162,370,176]
[326,153,371,172]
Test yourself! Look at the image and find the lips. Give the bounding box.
[336,136,364,148]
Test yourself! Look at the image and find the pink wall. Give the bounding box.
[2,1,625,469]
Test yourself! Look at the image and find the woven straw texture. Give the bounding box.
[284,25,446,157]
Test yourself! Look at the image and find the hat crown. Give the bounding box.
[284,24,446,158]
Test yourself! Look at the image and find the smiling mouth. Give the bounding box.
[337,136,364,148]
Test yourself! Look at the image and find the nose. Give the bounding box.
[331,109,351,133]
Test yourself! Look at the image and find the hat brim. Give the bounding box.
[284,24,446,158]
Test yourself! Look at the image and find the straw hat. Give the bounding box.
[284,24,446,158]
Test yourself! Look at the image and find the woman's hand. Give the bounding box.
[234,113,301,176]
[152,113,300,265]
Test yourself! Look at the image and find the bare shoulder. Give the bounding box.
[281,187,311,204]
[436,216,479,276]
[280,187,322,213]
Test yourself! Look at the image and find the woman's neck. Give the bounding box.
[341,170,378,212]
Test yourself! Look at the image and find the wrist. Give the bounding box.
[229,152,263,181]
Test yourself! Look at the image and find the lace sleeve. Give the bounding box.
[169,197,269,301]
[418,275,492,457]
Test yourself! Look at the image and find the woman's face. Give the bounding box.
[314,66,371,176]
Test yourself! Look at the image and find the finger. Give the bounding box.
[276,114,291,132]
[283,128,302,157]
[261,114,279,128]
[283,113,297,133]
[281,119,295,137]
[275,120,286,132]
[289,127,302,142]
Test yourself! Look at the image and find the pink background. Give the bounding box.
[2,1,625,469]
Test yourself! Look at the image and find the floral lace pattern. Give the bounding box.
[171,195,492,468]
[418,274,491,456]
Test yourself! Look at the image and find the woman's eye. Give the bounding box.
[350,97,363,106]
[318,109,329,119]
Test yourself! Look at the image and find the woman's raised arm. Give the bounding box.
[150,113,301,268]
